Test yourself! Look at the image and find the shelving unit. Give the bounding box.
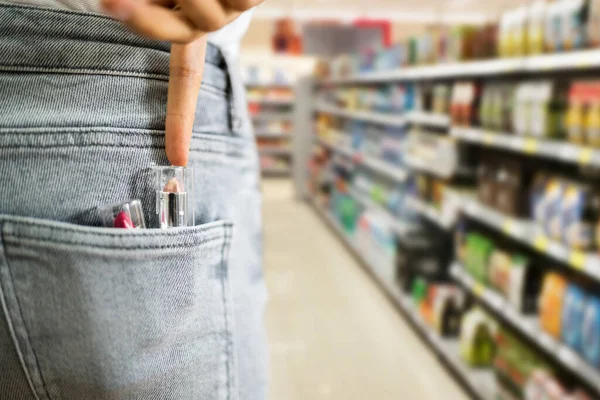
[450,263,600,395]
[314,102,407,127]
[309,199,497,400]
[247,81,295,177]
[347,188,414,237]
[323,48,600,84]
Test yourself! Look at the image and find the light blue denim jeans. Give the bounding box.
[0,3,267,399]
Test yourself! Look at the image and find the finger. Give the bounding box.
[221,0,264,12]
[166,37,207,166]
[178,0,237,32]
[101,0,200,43]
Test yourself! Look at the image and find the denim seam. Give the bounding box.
[0,226,51,400]
[3,235,224,251]
[220,224,232,400]
[0,143,247,156]
[0,238,41,400]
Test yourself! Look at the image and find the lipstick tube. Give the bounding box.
[153,166,195,228]
[99,199,146,229]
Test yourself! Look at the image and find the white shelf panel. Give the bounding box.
[451,127,600,167]
[309,199,496,400]
[323,49,600,84]
[314,103,407,127]
[451,263,600,396]
[407,111,451,128]
[406,196,455,229]
[316,137,409,183]
[457,195,600,282]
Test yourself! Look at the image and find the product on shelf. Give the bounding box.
[562,283,587,353]
[432,287,465,337]
[451,81,480,126]
[395,228,453,292]
[589,0,600,47]
[513,6,530,57]
[488,252,541,314]
[539,272,569,339]
[447,25,477,62]
[460,307,496,367]
[528,1,548,55]
[560,183,600,250]
[564,0,589,51]
[412,277,429,305]
[432,84,451,115]
[464,233,494,284]
[582,296,600,367]
[473,24,498,60]
[566,81,600,147]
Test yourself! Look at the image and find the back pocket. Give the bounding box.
[0,216,236,400]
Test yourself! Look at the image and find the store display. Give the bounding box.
[460,307,496,367]
[582,296,600,367]
[539,272,569,339]
[562,284,588,353]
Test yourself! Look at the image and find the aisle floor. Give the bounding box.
[262,179,470,400]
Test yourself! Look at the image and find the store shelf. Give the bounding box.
[308,198,496,400]
[458,195,600,282]
[348,188,414,237]
[245,82,293,89]
[259,147,291,156]
[407,111,451,128]
[404,155,457,179]
[314,102,407,127]
[450,262,600,396]
[323,49,600,84]
[247,97,294,106]
[405,196,455,229]
[316,137,409,183]
[261,166,291,176]
[251,112,293,121]
[451,127,600,167]
[255,131,289,139]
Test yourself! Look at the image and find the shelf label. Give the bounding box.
[569,251,586,271]
[473,282,486,297]
[502,220,516,236]
[483,132,495,145]
[579,148,593,165]
[523,138,538,154]
[534,236,549,252]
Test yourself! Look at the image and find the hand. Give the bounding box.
[101,0,262,43]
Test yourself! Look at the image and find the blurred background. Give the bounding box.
[243,1,600,399]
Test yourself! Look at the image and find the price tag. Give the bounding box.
[569,251,586,271]
[473,282,486,298]
[503,220,516,236]
[523,138,538,154]
[534,235,549,252]
[579,148,593,165]
[483,132,495,146]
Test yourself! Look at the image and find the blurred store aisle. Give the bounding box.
[262,179,468,400]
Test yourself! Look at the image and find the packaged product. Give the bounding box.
[513,82,534,136]
[539,272,568,339]
[459,308,496,367]
[513,6,530,56]
[584,82,600,146]
[499,9,514,57]
[545,1,564,52]
[528,1,548,55]
[567,82,587,144]
[582,296,600,367]
[588,0,600,47]
[544,178,567,239]
[478,84,493,129]
[530,172,551,225]
[432,84,450,115]
[563,0,589,51]
[448,26,476,62]
[473,24,498,59]
[495,159,530,218]
[560,183,600,249]
[432,288,464,337]
[530,81,568,139]
[562,284,587,353]
[408,37,418,65]
[465,234,494,283]
[487,249,512,293]
[477,160,497,207]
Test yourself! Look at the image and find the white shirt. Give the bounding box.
[6,0,252,60]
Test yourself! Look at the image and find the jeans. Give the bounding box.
[0,3,267,400]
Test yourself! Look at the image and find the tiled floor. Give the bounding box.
[262,179,469,400]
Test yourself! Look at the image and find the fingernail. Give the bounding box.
[101,0,133,21]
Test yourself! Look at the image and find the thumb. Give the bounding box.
[166,37,207,166]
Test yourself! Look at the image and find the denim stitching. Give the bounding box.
[0,65,169,80]
[0,227,51,400]
[0,234,42,400]
[220,224,233,400]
